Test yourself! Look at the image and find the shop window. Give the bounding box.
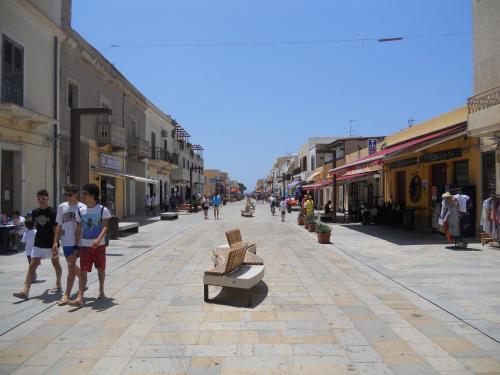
[482,152,496,197]
[130,116,137,138]
[1,36,24,105]
[453,160,469,186]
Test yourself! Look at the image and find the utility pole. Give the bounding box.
[70,108,112,188]
[189,165,203,206]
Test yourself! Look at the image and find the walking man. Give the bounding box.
[69,184,111,307]
[13,189,62,299]
[279,197,287,222]
[212,194,221,220]
[202,195,209,219]
[53,184,84,306]
[145,194,152,216]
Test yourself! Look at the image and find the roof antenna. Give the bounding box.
[349,120,357,136]
[408,118,417,127]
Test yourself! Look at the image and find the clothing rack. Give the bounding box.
[480,196,500,248]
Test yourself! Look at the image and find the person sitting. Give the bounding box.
[325,201,332,215]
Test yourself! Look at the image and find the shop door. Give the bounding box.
[396,171,406,207]
[482,152,496,199]
[1,150,14,214]
[100,177,116,215]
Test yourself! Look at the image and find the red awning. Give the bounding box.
[336,171,376,183]
[329,124,466,175]
[301,179,332,191]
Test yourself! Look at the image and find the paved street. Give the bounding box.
[0,202,500,374]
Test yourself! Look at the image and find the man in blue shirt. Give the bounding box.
[212,194,221,220]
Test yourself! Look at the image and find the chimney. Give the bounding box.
[61,0,72,29]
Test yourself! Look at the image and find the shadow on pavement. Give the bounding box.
[339,223,463,246]
[67,296,117,313]
[13,288,62,305]
[209,281,268,309]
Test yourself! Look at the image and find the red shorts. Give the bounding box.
[79,245,106,272]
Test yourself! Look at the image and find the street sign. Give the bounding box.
[368,139,377,155]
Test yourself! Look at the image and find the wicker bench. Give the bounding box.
[204,242,265,307]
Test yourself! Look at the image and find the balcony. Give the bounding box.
[149,147,179,171]
[467,85,500,136]
[96,120,126,150]
[128,138,149,160]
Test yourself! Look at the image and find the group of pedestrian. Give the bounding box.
[12,183,111,307]
[200,194,222,220]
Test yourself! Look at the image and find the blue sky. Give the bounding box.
[72,0,472,190]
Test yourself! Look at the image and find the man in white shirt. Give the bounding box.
[53,184,85,306]
[69,183,111,307]
[279,197,287,222]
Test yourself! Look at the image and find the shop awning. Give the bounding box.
[302,179,332,191]
[287,180,302,189]
[305,170,322,182]
[411,131,467,153]
[329,125,466,175]
[336,171,377,184]
[92,167,159,184]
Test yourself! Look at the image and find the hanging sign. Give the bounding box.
[388,157,418,170]
[368,139,377,155]
[419,148,462,163]
[99,153,121,171]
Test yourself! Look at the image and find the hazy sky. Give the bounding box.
[72,0,472,190]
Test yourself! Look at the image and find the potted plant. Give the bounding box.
[306,214,316,232]
[297,212,305,225]
[316,222,332,244]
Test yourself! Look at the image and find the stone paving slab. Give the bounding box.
[0,203,499,374]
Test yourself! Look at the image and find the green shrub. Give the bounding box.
[316,222,332,233]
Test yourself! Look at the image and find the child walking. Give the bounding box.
[22,217,37,282]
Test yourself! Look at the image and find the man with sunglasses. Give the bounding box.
[53,184,85,306]
[13,189,62,299]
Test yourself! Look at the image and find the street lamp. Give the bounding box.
[189,165,203,205]
[70,107,112,188]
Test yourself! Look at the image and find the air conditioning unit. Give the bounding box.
[161,130,168,137]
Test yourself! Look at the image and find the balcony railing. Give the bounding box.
[149,147,179,165]
[96,120,126,149]
[1,80,23,106]
[468,85,500,114]
[128,138,149,159]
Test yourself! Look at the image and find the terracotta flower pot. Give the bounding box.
[317,232,331,244]
[308,224,316,232]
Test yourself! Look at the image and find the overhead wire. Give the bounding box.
[83,32,470,50]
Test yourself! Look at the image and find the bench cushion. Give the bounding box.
[203,265,264,289]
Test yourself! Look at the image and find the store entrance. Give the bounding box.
[396,171,406,207]
[1,150,14,214]
[100,176,116,215]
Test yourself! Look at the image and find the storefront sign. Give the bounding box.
[99,153,121,171]
[419,148,462,163]
[388,157,418,170]
[368,139,377,155]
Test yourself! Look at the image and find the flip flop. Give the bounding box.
[13,292,28,300]
[58,299,68,306]
[68,300,83,307]
[50,287,62,293]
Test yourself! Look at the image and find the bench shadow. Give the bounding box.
[208,281,268,309]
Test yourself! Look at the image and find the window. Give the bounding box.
[1,36,24,105]
[302,156,307,171]
[454,160,469,186]
[163,139,168,152]
[310,156,315,170]
[150,131,156,159]
[99,96,111,122]
[67,81,79,109]
[183,158,186,168]
[130,116,137,138]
